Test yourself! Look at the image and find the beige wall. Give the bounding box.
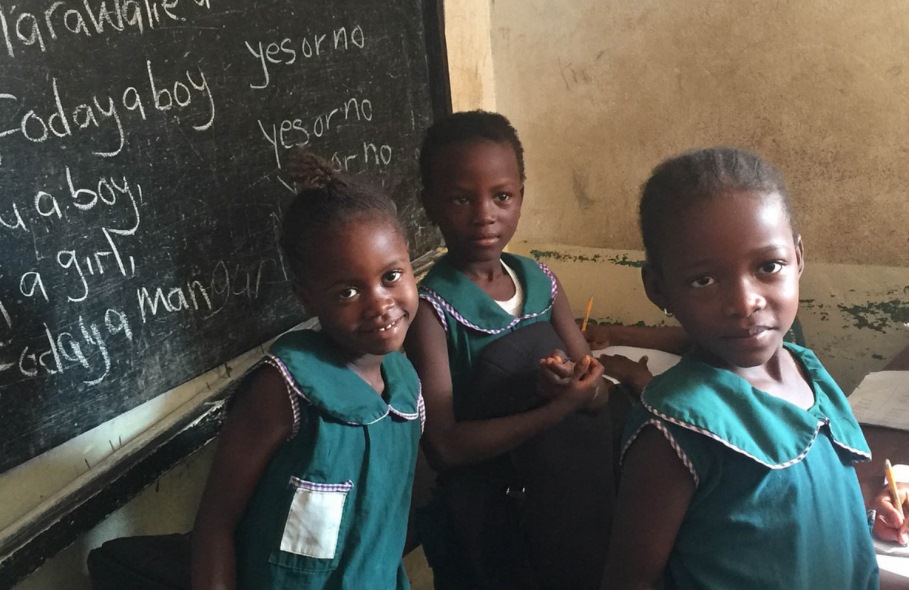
[488,0,909,267]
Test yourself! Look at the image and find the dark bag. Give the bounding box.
[444,321,615,590]
[87,533,191,590]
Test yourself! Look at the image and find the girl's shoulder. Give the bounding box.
[419,254,555,326]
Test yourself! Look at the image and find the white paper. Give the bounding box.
[592,345,682,384]
[848,371,909,431]
[876,538,909,557]
[878,553,909,580]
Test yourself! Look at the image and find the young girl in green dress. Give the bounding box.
[191,150,422,589]
[404,111,617,590]
[603,147,879,589]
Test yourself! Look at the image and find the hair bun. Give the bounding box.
[287,147,335,192]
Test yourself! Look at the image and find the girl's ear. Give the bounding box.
[641,263,669,313]
[795,235,805,276]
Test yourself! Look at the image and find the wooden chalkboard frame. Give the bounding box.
[0,0,450,585]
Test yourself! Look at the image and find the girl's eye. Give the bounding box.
[690,276,715,288]
[384,269,404,283]
[451,196,470,206]
[338,287,358,300]
[494,192,511,202]
[759,261,785,274]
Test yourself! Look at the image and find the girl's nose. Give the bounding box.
[722,279,766,317]
[365,287,394,317]
[472,199,494,225]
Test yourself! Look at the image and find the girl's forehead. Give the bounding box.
[678,191,789,226]
[335,215,403,240]
[427,139,521,186]
[304,219,408,272]
[434,139,517,165]
[660,193,793,257]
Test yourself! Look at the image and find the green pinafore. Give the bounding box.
[235,330,423,590]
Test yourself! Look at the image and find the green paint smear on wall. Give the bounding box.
[584,319,662,328]
[837,299,909,332]
[529,249,602,263]
[529,249,645,267]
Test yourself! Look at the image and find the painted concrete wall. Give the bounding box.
[488,0,909,391]
[489,0,909,268]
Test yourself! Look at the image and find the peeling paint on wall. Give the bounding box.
[529,249,602,262]
[838,299,909,332]
[529,249,645,267]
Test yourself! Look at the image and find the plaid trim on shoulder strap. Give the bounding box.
[262,354,309,439]
[623,418,700,486]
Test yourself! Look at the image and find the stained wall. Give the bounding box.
[489,0,909,267]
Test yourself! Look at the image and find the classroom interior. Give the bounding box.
[3,1,909,588]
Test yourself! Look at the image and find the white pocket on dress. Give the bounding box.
[280,477,353,559]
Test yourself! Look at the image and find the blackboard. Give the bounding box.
[0,0,447,475]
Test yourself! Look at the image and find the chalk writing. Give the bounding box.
[244,25,366,90]
[14,308,132,385]
[0,0,440,476]
[0,60,214,157]
[259,96,374,166]
[0,0,213,59]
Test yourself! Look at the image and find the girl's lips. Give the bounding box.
[726,326,772,339]
[366,316,404,333]
[471,235,498,247]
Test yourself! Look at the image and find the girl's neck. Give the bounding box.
[691,344,787,382]
[347,356,386,396]
[692,344,814,409]
[325,339,387,396]
[452,255,519,303]
[449,254,505,283]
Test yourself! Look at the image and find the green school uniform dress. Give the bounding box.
[624,342,879,590]
[234,330,423,590]
[418,253,614,590]
[418,253,556,414]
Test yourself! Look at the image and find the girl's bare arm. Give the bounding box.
[191,365,294,590]
[603,427,694,590]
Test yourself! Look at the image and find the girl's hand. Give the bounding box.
[582,323,611,350]
[538,349,573,395]
[538,354,604,412]
[872,483,909,545]
[599,353,653,397]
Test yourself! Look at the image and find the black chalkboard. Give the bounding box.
[0,0,447,475]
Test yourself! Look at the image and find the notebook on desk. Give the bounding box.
[848,371,909,431]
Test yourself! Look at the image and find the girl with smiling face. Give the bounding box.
[192,150,423,590]
[603,147,878,590]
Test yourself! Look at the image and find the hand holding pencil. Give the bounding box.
[872,460,909,545]
[579,296,613,349]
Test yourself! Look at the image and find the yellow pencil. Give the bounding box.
[885,459,904,519]
[580,296,594,332]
